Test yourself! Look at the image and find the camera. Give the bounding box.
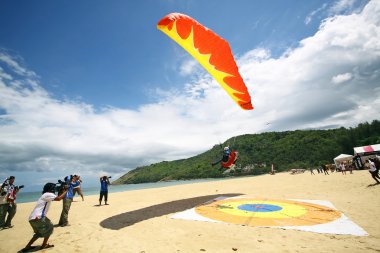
[1,179,24,194]
[55,180,68,195]
[15,185,24,190]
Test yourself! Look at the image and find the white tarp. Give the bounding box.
[354,144,380,155]
[171,196,368,236]
[334,154,354,164]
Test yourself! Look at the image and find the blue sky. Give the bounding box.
[0,0,378,191]
[1,0,332,109]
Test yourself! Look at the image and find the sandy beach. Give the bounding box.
[0,170,379,253]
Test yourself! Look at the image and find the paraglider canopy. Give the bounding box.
[157,13,253,110]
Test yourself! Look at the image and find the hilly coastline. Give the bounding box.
[113,120,380,184]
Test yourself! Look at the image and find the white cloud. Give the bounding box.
[179,59,199,76]
[0,52,36,78]
[0,0,380,187]
[329,0,357,15]
[305,3,328,25]
[305,0,366,25]
[0,67,12,80]
[332,72,353,84]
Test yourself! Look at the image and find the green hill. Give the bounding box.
[113,120,380,184]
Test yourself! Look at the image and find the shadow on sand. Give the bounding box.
[367,182,380,187]
[100,193,242,230]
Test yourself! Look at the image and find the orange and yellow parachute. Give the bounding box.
[157,13,253,110]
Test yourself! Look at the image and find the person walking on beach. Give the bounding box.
[310,167,315,175]
[340,162,347,175]
[348,162,354,174]
[374,158,380,175]
[368,159,380,184]
[21,183,68,252]
[99,176,110,205]
[324,164,330,175]
[320,165,329,175]
[58,175,79,227]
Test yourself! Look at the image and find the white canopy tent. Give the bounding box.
[333,154,354,166]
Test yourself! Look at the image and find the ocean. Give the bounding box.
[15,178,229,204]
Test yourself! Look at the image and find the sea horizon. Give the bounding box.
[15,177,240,204]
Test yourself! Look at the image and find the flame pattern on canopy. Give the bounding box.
[157,13,253,110]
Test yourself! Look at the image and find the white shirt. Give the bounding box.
[29,192,57,220]
[369,160,377,172]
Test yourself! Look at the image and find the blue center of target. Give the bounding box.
[238,204,283,212]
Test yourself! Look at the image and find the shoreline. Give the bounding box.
[17,172,268,204]
[15,174,265,204]
[1,170,379,253]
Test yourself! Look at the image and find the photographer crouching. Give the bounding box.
[0,176,24,229]
[21,182,68,251]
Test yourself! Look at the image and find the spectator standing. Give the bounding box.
[0,178,9,229]
[2,176,22,229]
[99,176,110,206]
[58,175,79,227]
[270,163,276,175]
[340,162,347,175]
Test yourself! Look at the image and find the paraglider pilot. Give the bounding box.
[212,147,231,169]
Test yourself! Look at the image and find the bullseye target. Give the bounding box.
[195,198,342,227]
[171,197,368,235]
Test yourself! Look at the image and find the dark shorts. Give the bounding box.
[99,191,108,202]
[29,217,54,238]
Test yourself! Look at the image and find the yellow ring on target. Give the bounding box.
[195,198,342,227]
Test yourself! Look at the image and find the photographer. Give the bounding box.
[58,175,80,227]
[0,178,9,229]
[0,176,23,229]
[21,182,68,252]
[99,176,111,206]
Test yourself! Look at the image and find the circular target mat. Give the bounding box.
[195,198,342,227]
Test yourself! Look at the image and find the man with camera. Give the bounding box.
[0,176,24,229]
[99,176,111,206]
[58,175,80,227]
[0,178,9,229]
[21,182,68,251]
